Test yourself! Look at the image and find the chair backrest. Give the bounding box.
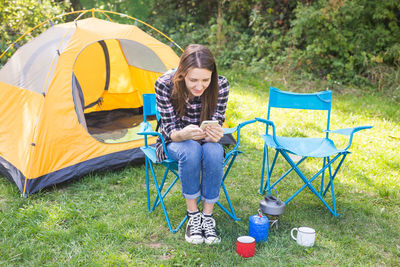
[142,93,160,122]
[267,87,332,134]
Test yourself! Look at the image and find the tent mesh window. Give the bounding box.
[73,38,162,143]
[86,109,157,143]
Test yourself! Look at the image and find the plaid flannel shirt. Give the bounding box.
[154,69,229,161]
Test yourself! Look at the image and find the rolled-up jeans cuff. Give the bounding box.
[201,195,219,204]
[182,191,201,199]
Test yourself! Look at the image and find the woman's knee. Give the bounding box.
[175,140,202,162]
[202,142,224,162]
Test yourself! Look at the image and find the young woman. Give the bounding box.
[154,44,229,244]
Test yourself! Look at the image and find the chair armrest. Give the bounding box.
[255,117,281,147]
[325,126,373,136]
[138,126,172,159]
[255,117,275,128]
[137,130,162,137]
[222,119,257,135]
[223,119,257,152]
[325,125,373,150]
[223,127,238,135]
[139,121,152,132]
[238,119,258,129]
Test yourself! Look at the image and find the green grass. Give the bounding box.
[1,69,400,266]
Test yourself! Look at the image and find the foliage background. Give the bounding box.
[1,1,399,265]
[1,0,399,100]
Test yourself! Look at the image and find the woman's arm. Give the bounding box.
[155,74,183,139]
[171,125,206,142]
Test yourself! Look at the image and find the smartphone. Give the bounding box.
[200,120,219,130]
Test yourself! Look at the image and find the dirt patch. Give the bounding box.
[158,253,174,260]
[147,242,167,249]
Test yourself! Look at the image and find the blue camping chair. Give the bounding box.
[138,93,256,232]
[256,87,372,216]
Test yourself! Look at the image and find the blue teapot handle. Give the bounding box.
[268,187,279,198]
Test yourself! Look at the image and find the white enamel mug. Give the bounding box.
[290,227,315,247]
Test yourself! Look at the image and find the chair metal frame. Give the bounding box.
[138,93,255,232]
[256,87,372,216]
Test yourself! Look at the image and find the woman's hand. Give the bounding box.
[204,124,224,143]
[171,124,206,142]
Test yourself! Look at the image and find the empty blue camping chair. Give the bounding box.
[256,87,372,216]
[138,93,256,232]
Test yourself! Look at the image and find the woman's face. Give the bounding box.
[184,68,212,97]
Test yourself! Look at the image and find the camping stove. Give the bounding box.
[259,193,285,230]
[267,214,279,230]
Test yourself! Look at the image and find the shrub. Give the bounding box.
[288,0,400,83]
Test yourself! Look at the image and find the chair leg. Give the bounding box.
[145,146,248,232]
[216,152,241,221]
[145,157,151,212]
[280,151,341,216]
[264,151,280,195]
[147,161,186,233]
[260,148,279,195]
[268,154,306,194]
[320,157,327,195]
[323,153,348,196]
[216,181,240,221]
[151,165,169,211]
[152,168,179,210]
[260,145,269,194]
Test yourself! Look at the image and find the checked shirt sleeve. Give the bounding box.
[211,75,230,125]
[154,74,184,140]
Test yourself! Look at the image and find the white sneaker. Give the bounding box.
[201,213,221,244]
[185,211,204,244]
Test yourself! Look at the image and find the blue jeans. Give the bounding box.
[167,140,224,203]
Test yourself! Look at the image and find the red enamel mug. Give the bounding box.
[236,236,256,258]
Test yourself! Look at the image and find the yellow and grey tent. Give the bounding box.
[0,12,180,195]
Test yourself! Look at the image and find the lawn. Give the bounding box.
[1,69,399,266]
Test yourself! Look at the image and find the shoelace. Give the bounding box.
[188,213,202,234]
[202,216,217,236]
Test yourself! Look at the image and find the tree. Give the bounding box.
[0,0,70,65]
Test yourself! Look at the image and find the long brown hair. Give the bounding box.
[171,44,219,123]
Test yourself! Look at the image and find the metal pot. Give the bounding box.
[259,195,285,216]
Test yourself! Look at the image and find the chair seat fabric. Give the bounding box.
[140,145,178,169]
[140,146,158,163]
[261,135,344,158]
